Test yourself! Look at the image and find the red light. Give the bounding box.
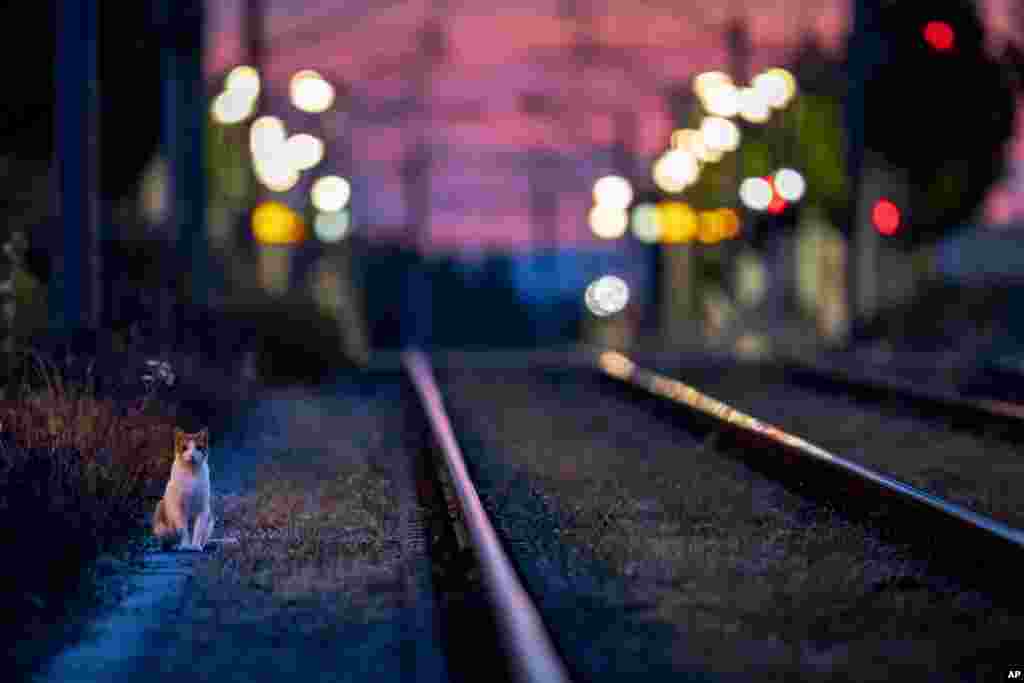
[872,199,901,235]
[923,21,955,51]
[767,196,787,214]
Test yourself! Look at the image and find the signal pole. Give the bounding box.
[54,0,101,336]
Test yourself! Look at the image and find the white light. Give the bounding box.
[290,69,335,113]
[652,149,700,194]
[311,175,351,212]
[752,68,797,109]
[211,89,255,125]
[739,88,772,124]
[739,177,773,211]
[250,116,287,161]
[700,116,741,152]
[593,175,634,210]
[225,65,261,99]
[254,157,300,193]
[286,133,325,171]
[774,168,806,202]
[589,204,629,239]
[702,82,740,118]
[693,71,733,102]
[314,210,351,242]
[631,203,660,243]
[585,275,630,317]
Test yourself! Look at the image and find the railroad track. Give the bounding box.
[397,349,1024,680]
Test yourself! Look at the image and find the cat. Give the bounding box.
[152,427,215,551]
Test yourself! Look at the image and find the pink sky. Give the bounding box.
[206,1,1024,246]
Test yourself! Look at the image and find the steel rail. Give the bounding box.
[777,353,1024,423]
[595,350,1024,552]
[402,350,573,683]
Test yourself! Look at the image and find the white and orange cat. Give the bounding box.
[153,428,215,551]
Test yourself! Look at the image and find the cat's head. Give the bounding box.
[174,427,210,467]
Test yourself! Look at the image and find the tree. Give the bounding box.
[856,0,1016,248]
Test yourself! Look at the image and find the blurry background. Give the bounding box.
[2,0,1024,374]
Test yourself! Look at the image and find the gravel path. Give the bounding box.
[31,372,444,683]
[437,366,1024,681]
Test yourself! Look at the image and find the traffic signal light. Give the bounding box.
[855,0,1016,247]
[871,199,901,236]
[922,21,955,52]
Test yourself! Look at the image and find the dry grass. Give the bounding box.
[441,369,1023,681]
[201,451,401,615]
[0,351,177,643]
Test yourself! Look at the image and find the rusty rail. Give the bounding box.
[595,350,1024,552]
[402,350,572,683]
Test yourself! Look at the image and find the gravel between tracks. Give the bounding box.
[649,360,1024,531]
[438,367,1023,682]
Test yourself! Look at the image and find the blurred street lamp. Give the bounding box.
[252,200,306,244]
[225,65,261,99]
[739,176,773,210]
[250,115,286,159]
[211,89,256,125]
[751,67,796,109]
[700,116,741,152]
[585,275,630,317]
[592,175,634,210]
[589,204,629,239]
[773,168,806,202]
[313,209,351,242]
[738,87,771,123]
[652,149,700,193]
[630,202,661,243]
[311,175,351,212]
[285,133,325,170]
[290,69,335,113]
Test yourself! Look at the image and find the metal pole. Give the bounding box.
[54,0,101,335]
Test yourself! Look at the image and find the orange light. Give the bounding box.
[252,201,307,245]
[923,21,955,52]
[871,199,901,235]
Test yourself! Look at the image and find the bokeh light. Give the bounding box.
[693,71,732,102]
[254,156,300,192]
[585,275,630,317]
[593,175,634,210]
[631,203,660,243]
[751,68,796,109]
[225,65,261,99]
[657,201,699,243]
[698,210,724,244]
[290,69,335,113]
[767,195,788,214]
[701,81,741,118]
[653,149,700,194]
[872,198,901,235]
[311,175,352,212]
[286,133,325,171]
[739,177,773,211]
[923,21,955,52]
[773,168,806,202]
[700,116,741,152]
[313,209,351,242]
[211,89,255,125]
[738,87,771,124]
[252,200,306,245]
[250,116,287,160]
[589,204,629,239]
